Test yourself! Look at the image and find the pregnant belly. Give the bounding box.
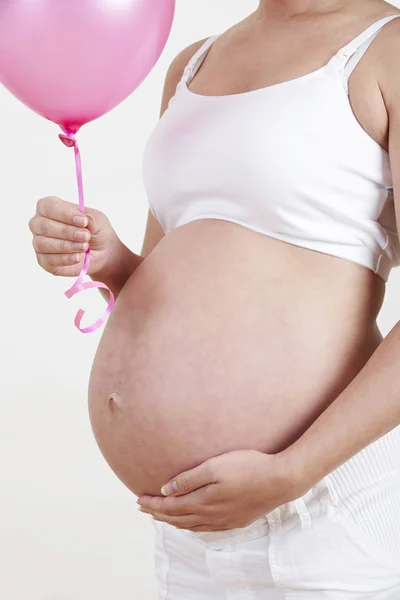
[88,219,383,497]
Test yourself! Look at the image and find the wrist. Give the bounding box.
[273,443,316,500]
[91,234,142,283]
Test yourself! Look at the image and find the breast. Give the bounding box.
[143,72,392,235]
[88,219,381,497]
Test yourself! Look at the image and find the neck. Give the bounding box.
[255,0,370,21]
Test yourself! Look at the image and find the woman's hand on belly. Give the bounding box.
[136,449,300,532]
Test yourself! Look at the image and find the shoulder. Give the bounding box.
[166,36,211,82]
[372,15,400,115]
[159,36,211,116]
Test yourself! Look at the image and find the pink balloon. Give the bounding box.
[0,0,175,134]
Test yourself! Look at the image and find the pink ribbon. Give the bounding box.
[59,129,115,334]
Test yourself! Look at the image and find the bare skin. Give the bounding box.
[40,0,399,497]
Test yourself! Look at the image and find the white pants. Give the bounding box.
[152,426,400,599]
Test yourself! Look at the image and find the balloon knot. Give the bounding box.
[59,132,76,148]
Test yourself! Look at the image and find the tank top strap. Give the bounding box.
[181,34,220,86]
[334,14,400,95]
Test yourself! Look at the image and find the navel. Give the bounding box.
[107,391,122,413]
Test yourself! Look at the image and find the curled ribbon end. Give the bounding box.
[74,308,86,330]
[64,278,115,334]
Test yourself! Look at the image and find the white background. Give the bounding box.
[1,1,400,598]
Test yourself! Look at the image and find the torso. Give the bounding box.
[88,4,397,497]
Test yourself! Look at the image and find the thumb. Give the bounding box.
[86,213,97,234]
[160,461,215,496]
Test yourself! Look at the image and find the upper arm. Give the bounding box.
[378,19,400,237]
[141,208,165,257]
[141,37,210,258]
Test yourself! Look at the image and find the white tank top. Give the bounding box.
[142,14,400,282]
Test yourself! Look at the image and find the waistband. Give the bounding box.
[184,516,270,549]
[323,425,400,504]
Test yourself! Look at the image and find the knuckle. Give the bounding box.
[46,256,61,275]
[51,266,62,277]
[33,236,45,253]
[148,501,158,512]
[197,486,213,508]
[182,502,194,514]
[38,195,58,213]
[180,473,190,494]
[60,239,68,252]
[192,501,206,515]
[203,461,216,480]
[37,254,52,274]
[49,254,64,270]
[46,254,56,267]
[28,217,35,233]
[38,218,49,236]
[37,196,49,215]
[61,224,69,239]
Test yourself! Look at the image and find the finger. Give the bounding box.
[30,215,91,243]
[138,495,195,516]
[37,252,85,275]
[147,511,205,530]
[160,460,218,497]
[33,235,89,255]
[49,263,86,278]
[188,524,230,532]
[36,196,89,228]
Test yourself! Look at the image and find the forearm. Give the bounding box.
[280,321,400,494]
[91,237,145,302]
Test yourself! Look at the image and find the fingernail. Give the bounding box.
[74,230,90,241]
[87,214,96,228]
[161,480,178,496]
[72,241,88,251]
[68,254,80,263]
[73,215,88,227]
